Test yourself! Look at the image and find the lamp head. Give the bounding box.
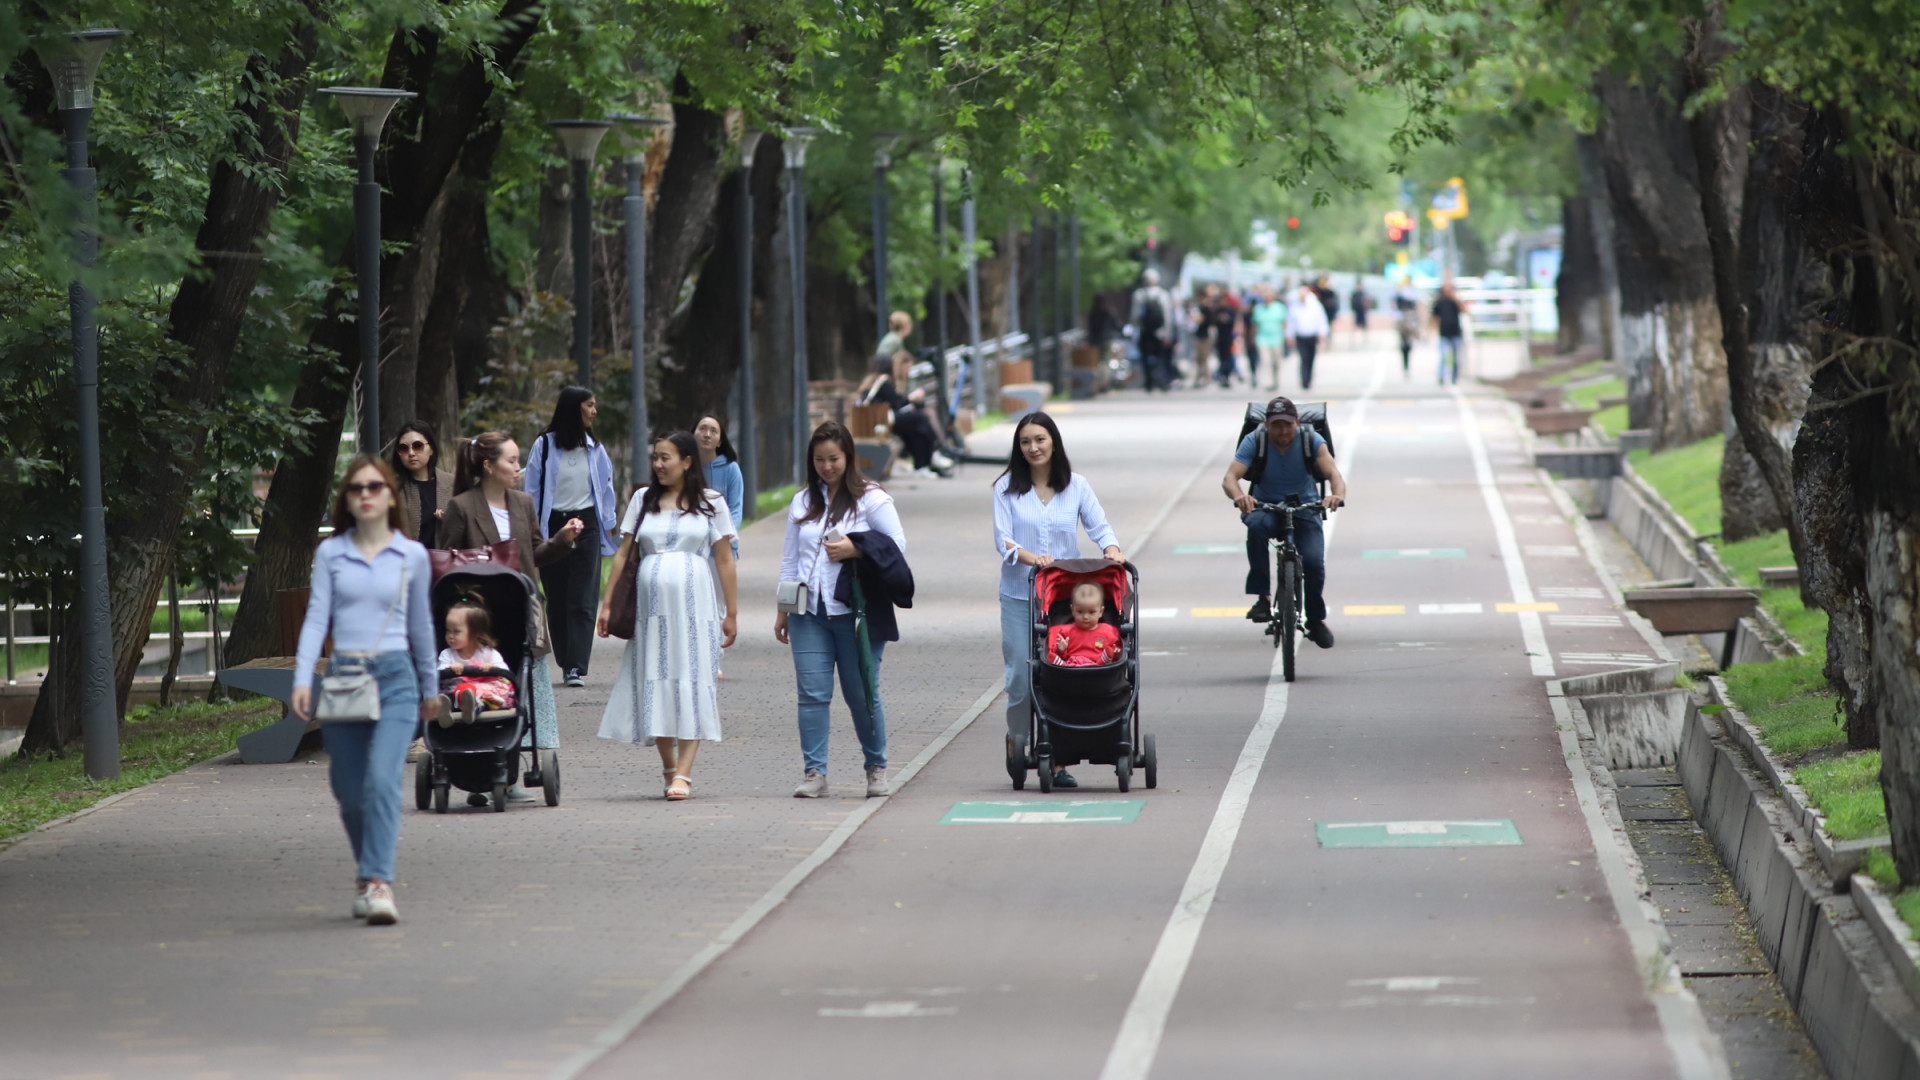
[548,119,615,163]
[318,86,417,141]
[872,131,904,168]
[611,113,669,162]
[37,28,128,111]
[739,127,766,167]
[781,126,825,169]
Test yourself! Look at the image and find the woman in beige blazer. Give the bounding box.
[391,419,455,546]
[438,431,583,803]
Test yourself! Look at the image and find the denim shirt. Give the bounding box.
[294,532,436,695]
[991,473,1120,598]
[525,432,619,555]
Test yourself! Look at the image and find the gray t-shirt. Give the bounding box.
[553,445,592,511]
[1234,428,1325,505]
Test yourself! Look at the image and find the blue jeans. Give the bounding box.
[1438,336,1463,384]
[319,650,420,882]
[789,612,887,774]
[1000,593,1032,737]
[1243,508,1327,622]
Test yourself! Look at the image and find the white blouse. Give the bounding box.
[779,486,906,617]
[991,473,1120,598]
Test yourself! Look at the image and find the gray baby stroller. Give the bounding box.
[415,562,559,812]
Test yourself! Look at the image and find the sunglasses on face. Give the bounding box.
[399,440,430,453]
[345,481,389,496]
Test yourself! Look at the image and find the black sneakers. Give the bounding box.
[1305,620,1336,649]
[1246,597,1271,622]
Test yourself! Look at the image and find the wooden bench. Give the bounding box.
[1622,586,1762,669]
[1523,407,1596,435]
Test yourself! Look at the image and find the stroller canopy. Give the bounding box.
[1034,559,1131,623]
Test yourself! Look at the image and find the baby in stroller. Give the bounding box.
[435,598,516,727]
[1049,583,1121,667]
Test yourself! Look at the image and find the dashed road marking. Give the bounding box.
[1361,548,1466,560]
[1170,543,1243,555]
[1189,607,1247,618]
[1418,603,1483,615]
[1138,608,1178,619]
[1495,602,1559,614]
[1549,614,1624,628]
[1344,605,1406,616]
[1540,586,1604,599]
[1559,651,1655,666]
[1523,545,1582,558]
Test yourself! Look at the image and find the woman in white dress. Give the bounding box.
[595,432,739,800]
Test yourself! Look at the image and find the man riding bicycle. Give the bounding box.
[1221,396,1347,648]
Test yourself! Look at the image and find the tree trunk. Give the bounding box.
[647,80,730,375]
[20,13,323,753]
[1556,194,1602,355]
[1576,135,1625,366]
[417,117,510,440]
[226,0,545,665]
[1593,74,1728,449]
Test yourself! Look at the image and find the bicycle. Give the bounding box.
[1250,496,1324,683]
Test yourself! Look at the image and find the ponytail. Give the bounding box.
[454,431,510,495]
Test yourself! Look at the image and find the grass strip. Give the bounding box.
[1722,653,1845,756]
[1794,751,1888,840]
[754,483,799,520]
[1628,435,1725,536]
[1,697,278,845]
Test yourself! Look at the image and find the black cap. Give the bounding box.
[1265,396,1299,422]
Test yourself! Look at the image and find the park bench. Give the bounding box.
[1622,585,1762,669]
[217,656,326,763]
[1523,406,1597,436]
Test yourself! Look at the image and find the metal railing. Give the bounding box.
[3,526,331,685]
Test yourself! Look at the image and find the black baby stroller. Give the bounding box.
[1003,558,1157,793]
[415,562,560,812]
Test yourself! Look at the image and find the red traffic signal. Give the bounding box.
[1286,216,1300,230]
[1383,210,1414,246]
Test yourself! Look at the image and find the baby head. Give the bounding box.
[446,599,495,655]
[1070,583,1106,630]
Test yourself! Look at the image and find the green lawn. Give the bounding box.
[755,483,800,520]
[1564,376,1628,437]
[1,697,277,844]
[1629,434,1725,536]
[1795,751,1887,841]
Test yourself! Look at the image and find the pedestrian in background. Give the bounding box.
[1206,284,1240,387]
[877,310,913,360]
[1349,282,1372,346]
[440,431,583,801]
[1129,268,1176,392]
[991,411,1124,790]
[596,431,738,801]
[1290,284,1330,390]
[694,414,745,553]
[1252,284,1288,391]
[1432,282,1468,385]
[392,419,453,548]
[1394,286,1421,378]
[776,421,906,799]
[290,454,436,927]
[523,386,619,688]
[1313,276,1341,350]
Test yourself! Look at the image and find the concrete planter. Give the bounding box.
[1524,407,1596,435]
[1623,587,1763,634]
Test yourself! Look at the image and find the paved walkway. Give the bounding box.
[2,340,1724,1078]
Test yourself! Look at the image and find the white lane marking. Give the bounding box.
[1349,976,1481,991]
[1549,615,1624,628]
[1523,545,1582,558]
[548,680,1005,1080]
[818,1001,958,1018]
[1133,443,1224,555]
[1540,586,1604,599]
[1099,361,1384,1080]
[1138,608,1178,619]
[1418,603,1483,615]
[1559,651,1654,666]
[1452,390,1554,677]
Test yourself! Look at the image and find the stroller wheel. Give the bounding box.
[432,782,449,814]
[1143,734,1158,790]
[541,750,562,807]
[414,755,432,811]
[490,783,508,813]
[1007,734,1029,791]
[1116,753,1132,793]
[1036,756,1054,794]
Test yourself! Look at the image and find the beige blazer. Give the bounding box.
[398,468,455,542]
[438,487,573,657]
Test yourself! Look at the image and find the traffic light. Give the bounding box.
[1383,210,1413,246]
[1286,216,1300,230]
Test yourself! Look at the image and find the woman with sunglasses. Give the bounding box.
[439,432,584,802]
[290,455,437,926]
[390,419,453,547]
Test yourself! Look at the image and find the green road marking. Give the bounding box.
[941,800,1145,825]
[1361,548,1467,560]
[1315,819,1522,848]
[1171,543,1244,555]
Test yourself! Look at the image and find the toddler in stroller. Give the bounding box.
[1049,583,1121,667]
[434,599,516,727]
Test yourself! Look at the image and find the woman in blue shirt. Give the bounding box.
[695,414,745,556]
[991,412,1124,788]
[290,455,437,926]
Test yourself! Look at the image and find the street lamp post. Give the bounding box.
[1050,210,1066,384]
[735,128,766,517]
[961,168,986,414]
[1029,209,1045,385]
[871,133,901,342]
[318,85,415,452]
[612,114,668,488]
[548,120,615,390]
[39,27,126,780]
[782,127,823,486]
[930,159,950,427]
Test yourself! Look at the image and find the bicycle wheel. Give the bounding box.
[1278,557,1299,682]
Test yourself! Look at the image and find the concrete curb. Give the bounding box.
[1678,700,1920,1078]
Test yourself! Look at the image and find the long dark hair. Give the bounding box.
[999,411,1072,496]
[448,599,496,650]
[799,420,872,526]
[697,414,740,464]
[638,432,714,517]
[543,386,595,451]
[389,419,440,478]
[454,431,512,495]
[331,454,407,536]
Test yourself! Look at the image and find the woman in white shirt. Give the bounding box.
[776,421,907,800]
[992,412,1124,789]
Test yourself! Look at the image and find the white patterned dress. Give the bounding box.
[597,488,736,743]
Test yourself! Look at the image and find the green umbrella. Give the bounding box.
[850,571,880,718]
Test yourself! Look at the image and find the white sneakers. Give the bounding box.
[352,879,371,918]
[866,767,892,797]
[930,450,955,470]
[794,770,828,798]
[362,880,398,925]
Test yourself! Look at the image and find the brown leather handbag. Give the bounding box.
[429,539,520,582]
[605,540,641,640]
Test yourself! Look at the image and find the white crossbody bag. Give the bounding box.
[315,556,407,724]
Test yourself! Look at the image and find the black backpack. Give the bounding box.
[1238,401,1333,491]
[1137,293,1166,337]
